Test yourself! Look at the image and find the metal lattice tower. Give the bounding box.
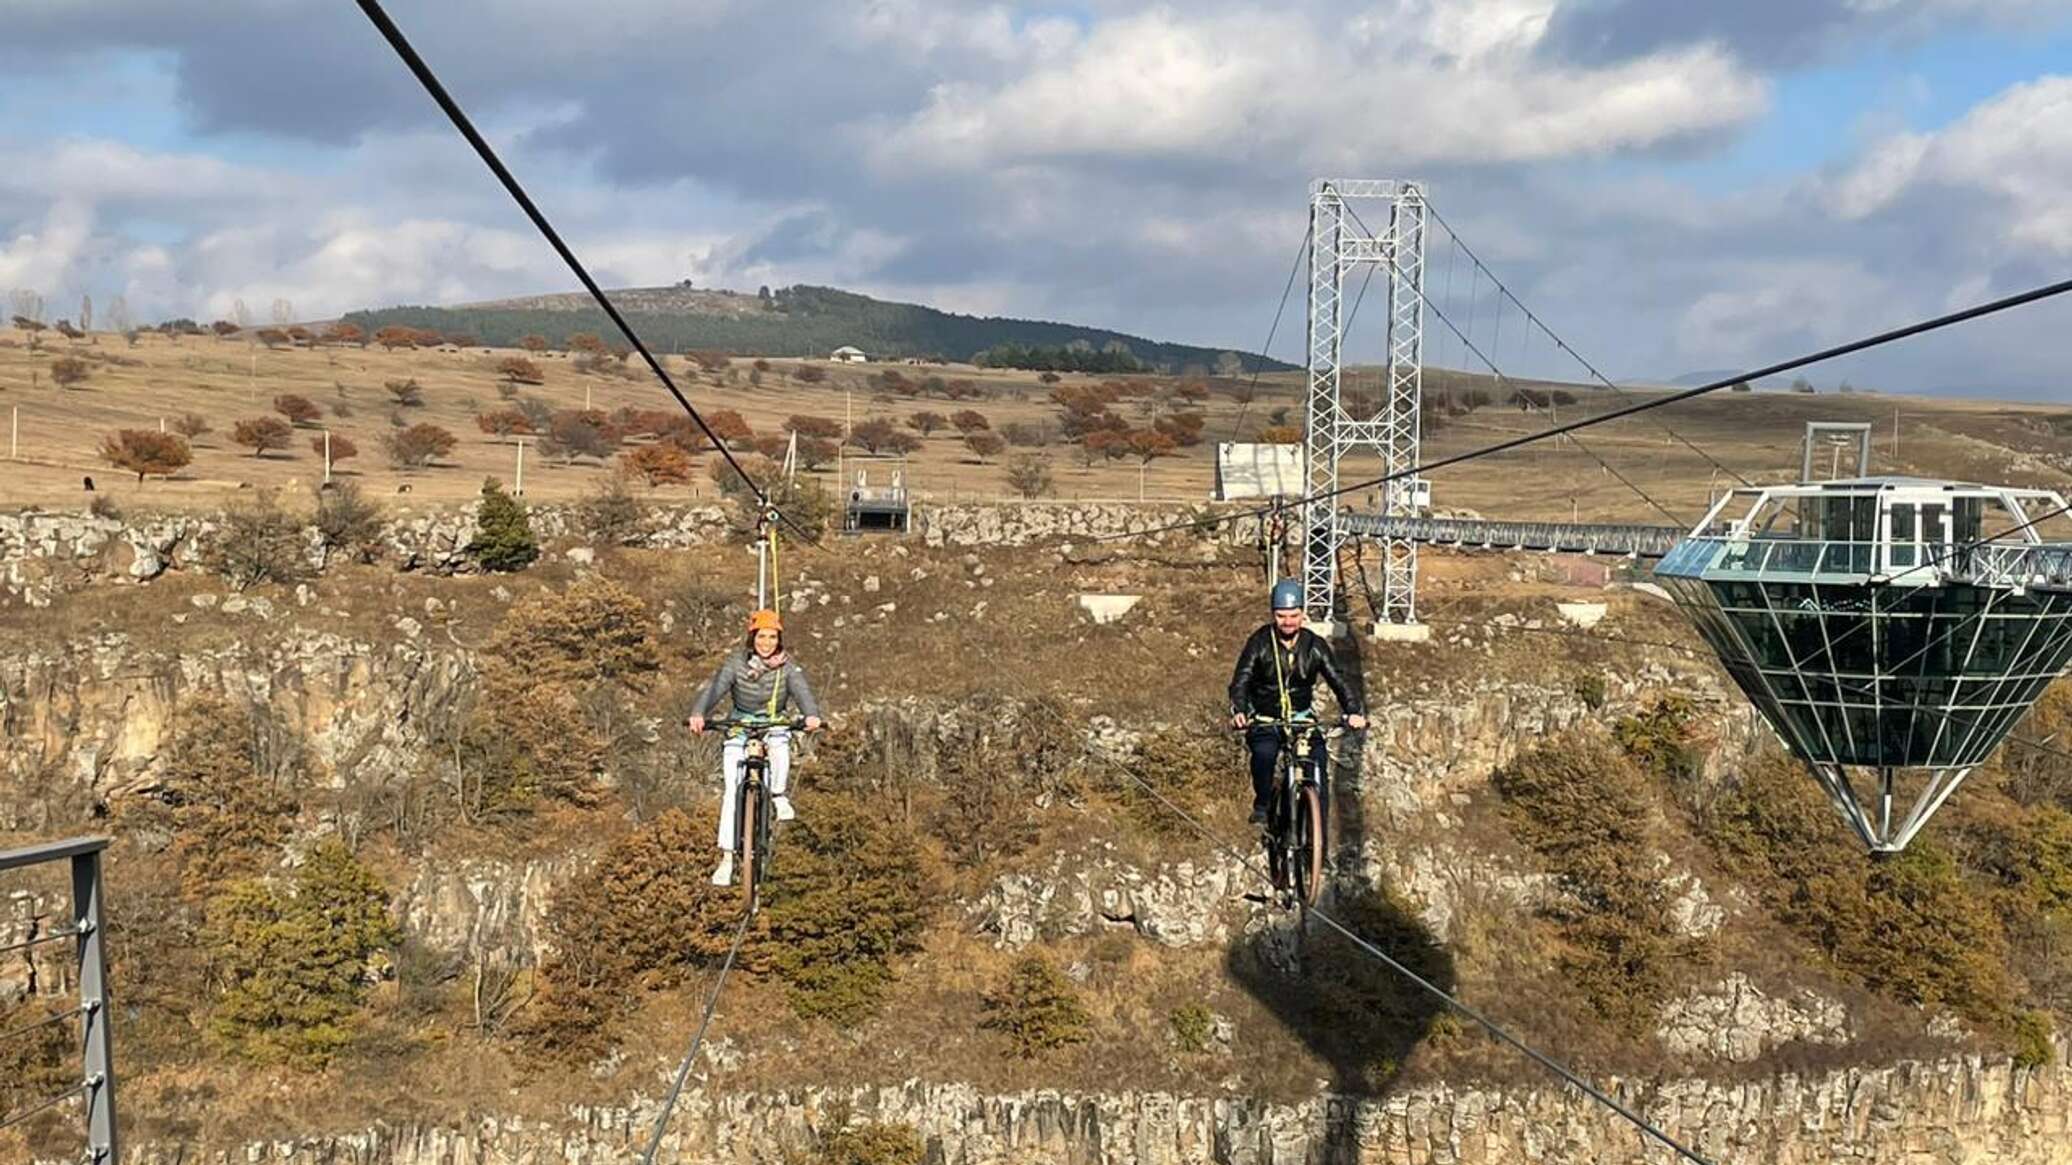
[1302,179,1427,627]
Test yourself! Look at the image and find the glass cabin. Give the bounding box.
[1655,477,2072,852]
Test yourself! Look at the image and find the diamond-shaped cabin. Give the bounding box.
[1654,475,2072,852]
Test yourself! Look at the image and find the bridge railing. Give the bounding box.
[0,837,117,1164]
[1339,513,1686,558]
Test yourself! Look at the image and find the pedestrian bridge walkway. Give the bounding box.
[1339,512,1685,559]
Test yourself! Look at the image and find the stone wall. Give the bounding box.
[106,1037,2072,1165]
[0,501,1256,606]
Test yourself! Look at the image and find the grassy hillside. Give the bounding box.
[342,284,1295,374]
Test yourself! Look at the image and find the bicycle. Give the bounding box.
[1241,714,1343,910]
[707,715,810,912]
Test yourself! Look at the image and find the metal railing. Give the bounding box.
[1969,543,2072,590]
[0,837,117,1164]
[1338,512,1686,558]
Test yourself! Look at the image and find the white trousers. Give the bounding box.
[716,730,791,851]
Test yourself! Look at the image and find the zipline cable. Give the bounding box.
[639,905,756,1165]
[1421,202,1755,489]
[1094,728,1714,1165]
[1089,271,2072,546]
[352,0,813,542]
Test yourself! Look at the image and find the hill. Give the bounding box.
[342,284,1294,374]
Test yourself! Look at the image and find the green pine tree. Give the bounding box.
[467,477,539,572]
[203,840,399,1066]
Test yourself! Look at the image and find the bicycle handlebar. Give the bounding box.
[702,715,813,732]
[1233,714,1355,738]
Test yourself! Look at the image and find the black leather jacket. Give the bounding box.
[1228,625,1364,719]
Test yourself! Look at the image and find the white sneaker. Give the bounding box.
[773,795,796,822]
[710,854,734,886]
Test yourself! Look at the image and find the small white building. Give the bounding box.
[830,345,868,364]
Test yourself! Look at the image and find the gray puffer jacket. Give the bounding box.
[690,648,822,721]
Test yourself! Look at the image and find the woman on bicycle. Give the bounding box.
[687,608,824,886]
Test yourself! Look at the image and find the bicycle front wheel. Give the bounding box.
[736,773,761,904]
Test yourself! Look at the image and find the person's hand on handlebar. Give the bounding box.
[804,715,823,732]
[686,714,707,735]
[1230,712,1249,731]
[1345,713,1368,731]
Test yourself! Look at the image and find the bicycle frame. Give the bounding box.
[709,717,808,911]
[1247,716,1334,909]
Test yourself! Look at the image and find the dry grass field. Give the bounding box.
[3,323,2069,528]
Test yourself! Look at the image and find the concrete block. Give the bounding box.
[1369,621,1432,643]
[1077,594,1142,625]
[1556,601,1608,629]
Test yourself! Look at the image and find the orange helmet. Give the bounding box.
[747,609,783,634]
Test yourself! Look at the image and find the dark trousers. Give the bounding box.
[1246,725,1327,820]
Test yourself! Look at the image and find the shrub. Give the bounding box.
[232,415,294,457]
[1004,453,1054,499]
[463,678,607,811]
[314,479,383,565]
[490,575,661,687]
[313,433,357,466]
[154,692,296,897]
[787,415,844,440]
[211,491,310,591]
[793,364,827,384]
[1113,722,1226,838]
[1493,733,1689,1026]
[384,423,457,468]
[951,409,990,434]
[477,407,534,439]
[964,432,1005,463]
[2014,1010,2056,1069]
[203,840,399,1067]
[99,429,191,483]
[1613,694,1701,787]
[583,469,649,544]
[466,478,538,572]
[763,797,930,1025]
[1703,751,2014,1024]
[1168,1003,1217,1053]
[497,356,545,385]
[907,410,948,436]
[540,408,618,463]
[813,1124,925,1165]
[523,809,758,1057]
[273,393,321,426]
[1000,421,1051,448]
[621,442,694,487]
[1573,673,1607,711]
[173,413,211,440]
[0,996,72,1125]
[384,378,424,406]
[50,354,90,386]
[981,955,1090,1058]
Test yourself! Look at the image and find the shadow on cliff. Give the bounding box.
[1225,884,1454,1099]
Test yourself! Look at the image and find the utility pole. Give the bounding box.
[10,406,16,460]
[323,430,333,484]
[513,437,527,495]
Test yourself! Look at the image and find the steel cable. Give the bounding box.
[639,904,756,1165]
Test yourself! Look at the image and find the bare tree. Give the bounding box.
[106,295,131,336]
[79,293,93,337]
[271,298,294,326]
[9,289,43,325]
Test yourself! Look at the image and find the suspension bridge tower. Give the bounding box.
[1302,179,1429,631]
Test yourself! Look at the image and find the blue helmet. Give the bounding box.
[1270,579,1303,611]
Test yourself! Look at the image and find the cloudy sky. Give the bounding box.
[6,0,2072,396]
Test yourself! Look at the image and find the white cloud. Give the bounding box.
[884,4,1767,172]
[1824,75,2072,250]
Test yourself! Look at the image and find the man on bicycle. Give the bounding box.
[1228,580,1368,824]
[688,608,824,886]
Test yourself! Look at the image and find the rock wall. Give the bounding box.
[0,501,1258,605]
[106,1036,2072,1165]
